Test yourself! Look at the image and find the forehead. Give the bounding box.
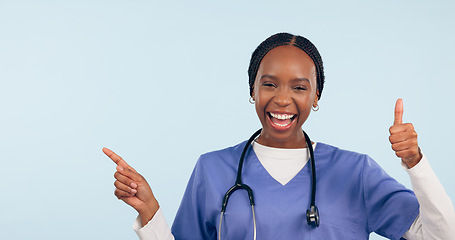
[258,45,316,79]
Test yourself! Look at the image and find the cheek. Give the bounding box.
[254,91,272,121]
[254,95,267,116]
[296,95,314,119]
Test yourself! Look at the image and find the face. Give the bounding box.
[252,45,318,148]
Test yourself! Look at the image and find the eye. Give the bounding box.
[262,82,277,88]
[293,85,307,91]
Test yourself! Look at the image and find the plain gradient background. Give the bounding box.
[1,1,454,239]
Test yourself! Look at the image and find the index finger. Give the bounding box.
[102,147,130,168]
[394,98,403,125]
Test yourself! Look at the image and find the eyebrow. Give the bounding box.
[260,74,310,83]
[260,74,279,81]
[291,77,310,84]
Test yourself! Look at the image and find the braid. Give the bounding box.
[248,33,325,100]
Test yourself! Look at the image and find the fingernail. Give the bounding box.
[117,166,124,171]
[131,188,137,194]
[131,182,137,188]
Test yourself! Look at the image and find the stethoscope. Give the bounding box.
[218,129,320,240]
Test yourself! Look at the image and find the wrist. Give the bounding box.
[137,199,160,227]
[138,207,154,227]
[403,147,423,169]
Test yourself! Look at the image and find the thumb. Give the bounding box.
[394,98,403,125]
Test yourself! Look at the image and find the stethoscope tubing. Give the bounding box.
[218,128,319,240]
[302,130,317,209]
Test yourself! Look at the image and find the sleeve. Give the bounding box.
[401,155,455,239]
[362,155,420,240]
[132,208,175,240]
[171,156,217,240]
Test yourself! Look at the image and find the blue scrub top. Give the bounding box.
[171,141,419,240]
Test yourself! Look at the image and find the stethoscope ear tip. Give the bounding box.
[306,205,320,227]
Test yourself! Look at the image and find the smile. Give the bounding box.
[268,112,297,129]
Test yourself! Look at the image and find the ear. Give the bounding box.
[313,91,319,107]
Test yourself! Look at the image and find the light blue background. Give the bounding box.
[1,1,454,239]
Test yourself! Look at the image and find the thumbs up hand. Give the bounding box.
[389,99,422,168]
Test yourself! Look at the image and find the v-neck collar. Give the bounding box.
[246,143,317,187]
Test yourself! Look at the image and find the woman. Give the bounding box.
[104,33,455,239]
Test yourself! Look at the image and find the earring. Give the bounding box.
[249,97,255,104]
[312,104,319,111]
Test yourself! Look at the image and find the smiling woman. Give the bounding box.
[104,33,455,240]
[253,45,319,148]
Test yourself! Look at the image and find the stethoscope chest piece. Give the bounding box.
[306,205,320,227]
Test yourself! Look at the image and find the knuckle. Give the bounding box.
[138,173,145,181]
[130,170,144,181]
[114,180,124,189]
[390,126,401,134]
[389,126,394,133]
[389,135,400,144]
[128,168,138,175]
[114,171,120,180]
[126,179,133,187]
[125,168,133,175]
[391,144,399,151]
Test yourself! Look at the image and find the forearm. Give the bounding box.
[402,155,455,239]
[133,207,175,240]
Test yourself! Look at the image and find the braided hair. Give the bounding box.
[248,33,325,100]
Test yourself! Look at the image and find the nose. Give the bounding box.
[273,88,292,107]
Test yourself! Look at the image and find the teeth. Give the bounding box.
[270,112,294,120]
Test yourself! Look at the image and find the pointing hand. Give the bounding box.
[389,99,422,168]
[103,147,159,226]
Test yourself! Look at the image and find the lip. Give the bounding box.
[267,111,297,131]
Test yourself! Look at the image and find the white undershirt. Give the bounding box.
[251,141,315,185]
[132,143,455,240]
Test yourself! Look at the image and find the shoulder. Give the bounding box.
[200,140,246,161]
[187,141,248,189]
[195,140,248,171]
[314,142,384,179]
[316,143,404,186]
[315,142,370,164]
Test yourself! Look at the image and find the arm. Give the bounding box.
[103,147,174,240]
[389,99,455,239]
[401,155,455,239]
